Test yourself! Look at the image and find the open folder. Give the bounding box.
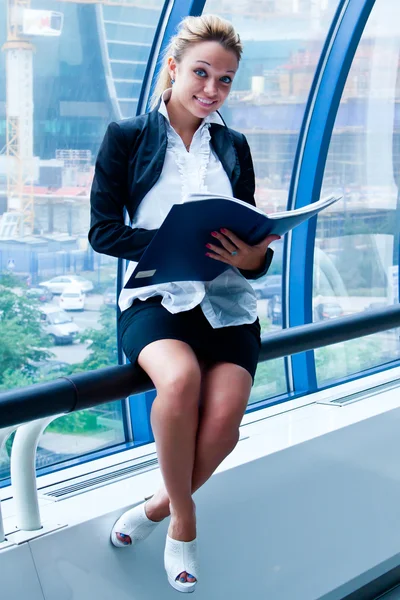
[125,193,341,289]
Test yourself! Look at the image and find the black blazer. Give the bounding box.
[88,106,273,279]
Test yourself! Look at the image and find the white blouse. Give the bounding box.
[118,89,258,329]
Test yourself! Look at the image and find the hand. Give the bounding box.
[205,228,281,272]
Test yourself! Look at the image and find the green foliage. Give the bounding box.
[259,314,272,332]
[250,315,286,403]
[5,431,15,457]
[0,271,27,289]
[44,305,119,435]
[315,335,388,383]
[0,286,54,388]
[0,278,119,440]
[251,313,392,403]
[250,335,390,405]
[75,305,118,372]
[0,369,38,390]
[46,410,101,434]
[250,358,287,404]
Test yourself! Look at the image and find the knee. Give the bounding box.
[158,363,201,413]
[206,416,240,453]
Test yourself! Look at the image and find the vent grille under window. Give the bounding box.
[39,456,158,500]
[316,379,400,407]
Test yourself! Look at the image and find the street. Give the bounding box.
[45,293,107,364]
[51,342,92,364]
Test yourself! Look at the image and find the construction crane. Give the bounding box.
[2,1,64,234]
[1,0,160,236]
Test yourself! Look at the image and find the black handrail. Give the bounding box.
[0,305,399,430]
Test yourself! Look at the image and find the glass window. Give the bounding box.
[0,0,164,484]
[314,0,400,385]
[203,0,341,404]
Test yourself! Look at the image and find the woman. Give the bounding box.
[89,14,278,593]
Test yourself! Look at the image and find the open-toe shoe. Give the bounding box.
[110,501,161,548]
[164,534,198,593]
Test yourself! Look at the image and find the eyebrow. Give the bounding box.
[195,60,236,74]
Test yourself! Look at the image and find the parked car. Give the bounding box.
[25,286,53,302]
[313,302,343,322]
[39,275,93,295]
[250,274,282,300]
[59,285,85,311]
[267,294,282,325]
[40,307,80,345]
[30,359,71,379]
[103,286,117,307]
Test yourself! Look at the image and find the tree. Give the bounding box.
[0,274,119,436]
[75,305,118,372]
[0,284,54,389]
[44,305,120,435]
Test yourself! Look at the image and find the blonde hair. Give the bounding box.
[150,14,242,109]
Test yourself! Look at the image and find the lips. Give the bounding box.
[194,96,216,107]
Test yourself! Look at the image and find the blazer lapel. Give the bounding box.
[130,108,167,208]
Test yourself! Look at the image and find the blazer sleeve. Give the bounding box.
[235,133,274,281]
[88,122,157,261]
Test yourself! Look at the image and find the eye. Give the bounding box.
[194,68,207,77]
[220,75,232,84]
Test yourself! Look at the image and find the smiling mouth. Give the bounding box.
[194,96,216,107]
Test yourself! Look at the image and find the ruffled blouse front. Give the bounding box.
[167,121,211,199]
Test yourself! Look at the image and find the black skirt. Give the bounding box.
[119,296,261,382]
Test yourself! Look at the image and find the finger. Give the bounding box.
[210,232,237,254]
[219,229,247,250]
[256,234,281,251]
[211,230,238,253]
[205,252,232,265]
[266,234,281,243]
[206,242,230,257]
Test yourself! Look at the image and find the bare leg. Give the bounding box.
[146,362,252,522]
[138,340,201,542]
[114,354,251,583]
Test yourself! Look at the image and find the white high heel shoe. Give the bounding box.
[164,534,198,593]
[110,501,161,548]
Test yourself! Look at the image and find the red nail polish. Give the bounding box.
[205,243,212,249]
[211,231,218,237]
[220,228,227,233]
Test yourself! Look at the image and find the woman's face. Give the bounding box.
[168,41,238,120]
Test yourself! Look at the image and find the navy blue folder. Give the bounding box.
[125,194,341,289]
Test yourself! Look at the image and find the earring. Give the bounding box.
[170,78,175,84]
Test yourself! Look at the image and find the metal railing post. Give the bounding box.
[10,415,62,531]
